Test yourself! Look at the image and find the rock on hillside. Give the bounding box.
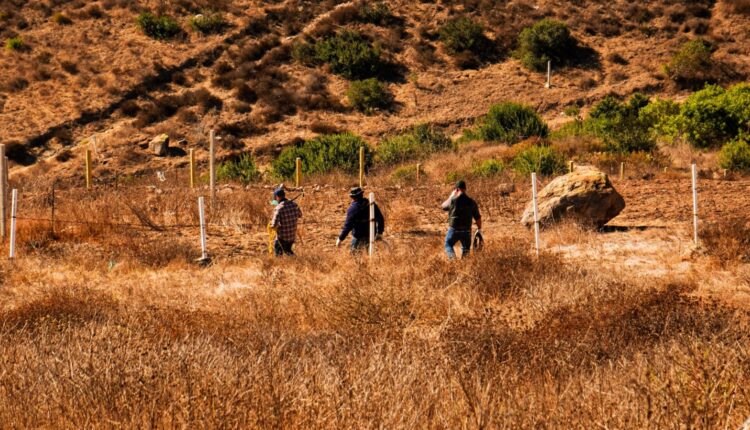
[521,165,625,228]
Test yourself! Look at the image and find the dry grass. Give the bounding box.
[1,181,750,428]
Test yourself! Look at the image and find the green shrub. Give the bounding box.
[5,37,24,51]
[291,42,317,65]
[439,17,485,54]
[272,133,372,178]
[52,13,72,25]
[585,94,657,153]
[466,102,549,144]
[391,165,419,183]
[664,39,715,85]
[137,12,182,40]
[472,159,505,177]
[358,2,391,24]
[216,154,261,184]
[515,19,576,71]
[668,84,750,148]
[719,136,750,172]
[313,30,381,80]
[511,145,565,176]
[376,124,453,165]
[347,78,390,113]
[189,12,225,34]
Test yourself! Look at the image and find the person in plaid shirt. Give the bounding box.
[270,187,302,256]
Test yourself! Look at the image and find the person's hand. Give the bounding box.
[335,238,341,247]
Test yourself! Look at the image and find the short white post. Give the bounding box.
[369,192,375,258]
[531,173,541,257]
[209,130,216,209]
[0,144,6,242]
[198,196,208,260]
[691,163,699,245]
[9,189,17,259]
[545,60,551,89]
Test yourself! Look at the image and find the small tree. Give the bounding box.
[586,94,657,153]
[664,39,715,86]
[439,17,485,54]
[468,102,549,144]
[314,31,381,80]
[515,19,576,71]
[719,136,750,172]
[347,78,390,113]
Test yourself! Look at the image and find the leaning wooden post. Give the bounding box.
[416,163,421,183]
[9,189,17,259]
[0,144,6,242]
[545,60,551,89]
[198,196,208,261]
[568,160,574,173]
[619,162,625,181]
[209,130,216,209]
[531,173,541,257]
[295,157,302,188]
[189,149,196,189]
[359,146,365,188]
[369,192,375,258]
[85,148,93,189]
[692,163,699,245]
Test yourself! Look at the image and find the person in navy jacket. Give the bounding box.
[336,187,385,253]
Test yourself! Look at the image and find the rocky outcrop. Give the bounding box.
[521,165,625,227]
[149,134,169,156]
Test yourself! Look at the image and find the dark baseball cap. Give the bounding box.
[455,180,467,190]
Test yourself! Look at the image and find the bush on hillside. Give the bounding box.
[189,12,226,34]
[586,94,657,153]
[272,133,372,178]
[376,124,453,165]
[52,12,72,25]
[668,84,750,148]
[511,145,566,176]
[216,154,261,184]
[358,2,392,25]
[347,78,390,113]
[466,102,549,144]
[137,12,182,40]
[439,17,485,54]
[5,37,24,51]
[390,164,420,183]
[664,39,715,86]
[515,19,576,71]
[313,31,381,80]
[719,136,750,172]
[472,159,505,177]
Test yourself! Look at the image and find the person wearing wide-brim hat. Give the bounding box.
[336,187,384,253]
[441,180,482,259]
[270,187,302,256]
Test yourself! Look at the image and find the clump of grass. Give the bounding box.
[346,78,390,113]
[136,12,182,40]
[52,12,72,25]
[189,12,226,35]
[5,37,24,51]
[272,132,371,178]
[216,154,261,184]
[511,144,566,176]
[471,159,505,177]
[465,102,549,144]
[376,124,453,165]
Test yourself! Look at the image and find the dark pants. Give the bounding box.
[445,228,471,260]
[350,237,369,254]
[274,239,295,256]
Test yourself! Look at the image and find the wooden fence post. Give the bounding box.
[85,149,93,189]
[692,163,699,245]
[189,149,196,189]
[619,162,625,181]
[198,196,208,261]
[531,173,541,257]
[0,144,5,242]
[416,163,421,183]
[545,60,551,89]
[9,189,17,259]
[369,192,375,258]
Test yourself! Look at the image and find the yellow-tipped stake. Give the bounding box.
[359,146,365,188]
[85,149,93,189]
[295,157,302,188]
[416,163,421,183]
[620,162,625,180]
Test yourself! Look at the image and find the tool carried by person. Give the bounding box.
[472,229,484,253]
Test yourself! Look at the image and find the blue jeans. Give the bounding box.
[445,228,471,260]
[351,237,369,254]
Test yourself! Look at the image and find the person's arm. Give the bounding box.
[441,190,456,211]
[270,204,282,228]
[375,203,385,235]
[473,202,482,230]
[338,204,356,241]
